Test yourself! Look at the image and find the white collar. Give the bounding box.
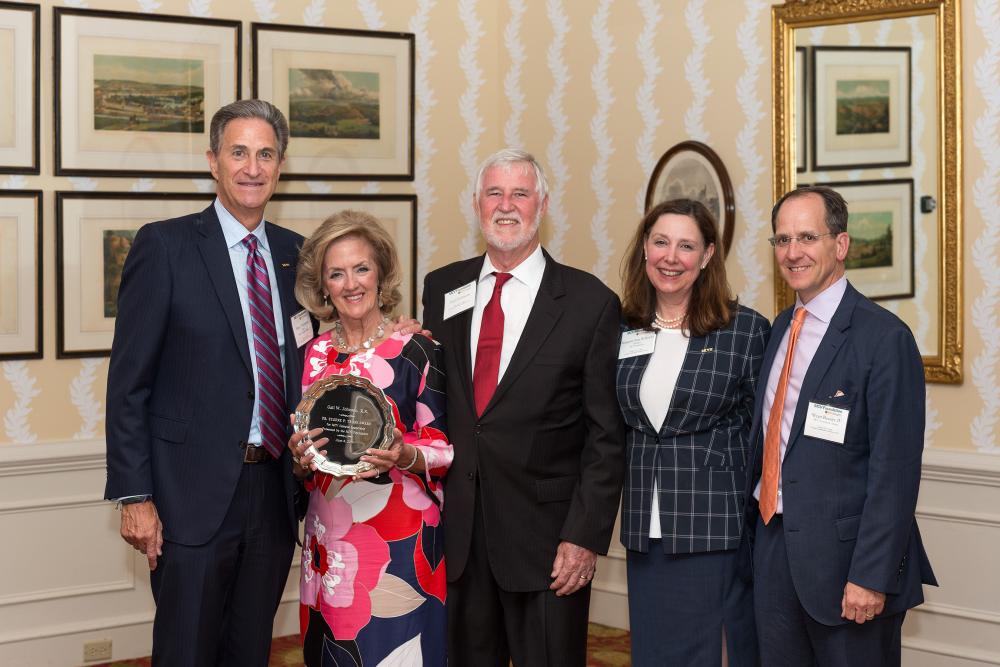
[478,244,546,291]
[215,198,269,252]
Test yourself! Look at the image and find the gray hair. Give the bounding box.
[771,184,849,234]
[209,100,289,161]
[473,148,549,201]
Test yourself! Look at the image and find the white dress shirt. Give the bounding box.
[468,245,546,382]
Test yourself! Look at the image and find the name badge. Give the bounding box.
[618,329,657,359]
[443,281,476,320]
[803,401,849,444]
[291,309,313,348]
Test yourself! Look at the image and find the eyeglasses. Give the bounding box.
[767,232,837,248]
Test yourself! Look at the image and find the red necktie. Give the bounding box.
[472,272,513,416]
[242,235,286,458]
[760,307,807,524]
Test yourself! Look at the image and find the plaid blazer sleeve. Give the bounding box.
[618,306,770,554]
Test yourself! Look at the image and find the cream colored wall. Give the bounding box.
[1,0,1000,664]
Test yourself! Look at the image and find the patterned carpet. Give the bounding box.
[88,623,631,666]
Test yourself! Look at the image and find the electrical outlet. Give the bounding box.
[83,640,112,662]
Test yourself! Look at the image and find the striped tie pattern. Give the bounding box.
[242,235,285,458]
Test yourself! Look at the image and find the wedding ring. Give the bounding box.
[865,611,874,619]
[578,575,588,581]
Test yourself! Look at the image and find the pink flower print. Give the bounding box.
[398,467,441,527]
[301,493,390,640]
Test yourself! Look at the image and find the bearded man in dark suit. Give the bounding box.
[422,148,625,666]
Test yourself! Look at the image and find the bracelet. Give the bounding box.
[398,445,420,471]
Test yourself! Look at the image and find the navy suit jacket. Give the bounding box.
[105,204,308,546]
[422,251,625,591]
[743,282,936,625]
[617,305,770,554]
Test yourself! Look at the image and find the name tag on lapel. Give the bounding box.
[443,281,476,320]
[803,401,849,444]
[290,309,312,348]
[619,329,656,359]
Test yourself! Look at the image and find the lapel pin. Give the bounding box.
[280,262,291,268]
[700,347,714,353]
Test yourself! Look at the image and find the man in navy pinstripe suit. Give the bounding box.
[105,101,309,666]
[744,185,936,667]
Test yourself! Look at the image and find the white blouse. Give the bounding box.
[638,328,689,539]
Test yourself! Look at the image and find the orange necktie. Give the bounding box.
[760,307,807,525]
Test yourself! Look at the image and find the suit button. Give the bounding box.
[474,425,482,435]
[247,390,254,400]
[467,472,474,481]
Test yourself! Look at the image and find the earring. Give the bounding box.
[323,294,329,305]
[377,287,384,309]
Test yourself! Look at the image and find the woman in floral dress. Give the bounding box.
[288,210,452,666]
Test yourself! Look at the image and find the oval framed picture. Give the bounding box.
[644,140,735,257]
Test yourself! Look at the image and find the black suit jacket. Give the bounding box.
[422,251,625,591]
[105,204,307,546]
[742,282,936,625]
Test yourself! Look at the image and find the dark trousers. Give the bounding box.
[150,458,295,667]
[627,543,758,667]
[447,489,591,667]
[753,515,904,667]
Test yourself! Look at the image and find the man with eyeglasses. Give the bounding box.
[741,185,936,666]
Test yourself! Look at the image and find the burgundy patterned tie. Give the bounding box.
[472,272,513,416]
[242,234,285,458]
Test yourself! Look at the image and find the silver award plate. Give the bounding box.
[294,374,394,476]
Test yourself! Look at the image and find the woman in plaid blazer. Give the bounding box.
[616,199,770,666]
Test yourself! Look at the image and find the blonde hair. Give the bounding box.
[294,210,403,322]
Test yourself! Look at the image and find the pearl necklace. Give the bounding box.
[334,315,390,353]
[652,311,685,330]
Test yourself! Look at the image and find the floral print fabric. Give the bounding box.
[299,332,451,667]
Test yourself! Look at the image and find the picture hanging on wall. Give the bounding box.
[0,2,39,174]
[252,23,415,180]
[55,192,215,358]
[645,140,735,257]
[810,178,914,301]
[811,46,911,171]
[0,191,42,360]
[54,7,241,178]
[265,194,418,316]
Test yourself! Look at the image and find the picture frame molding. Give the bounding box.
[54,6,242,179]
[55,191,216,358]
[266,193,419,316]
[810,45,912,172]
[0,190,42,360]
[644,140,736,257]
[0,1,40,175]
[251,22,415,181]
[816,178,915,301]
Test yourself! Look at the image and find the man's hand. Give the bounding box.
[841,581,886,624]
[392,315,432,339]
[549,541,597,596]
[120,500,163,571]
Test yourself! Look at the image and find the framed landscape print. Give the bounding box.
[645,140,735,257]
[0,2,38,174]
[0,191,42,360]
[55,192,214,357]
[823,178,914,301]
[252,23,414,180]
[54,8,241,178]
[811,46,911,171]
[265,194,417,316]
